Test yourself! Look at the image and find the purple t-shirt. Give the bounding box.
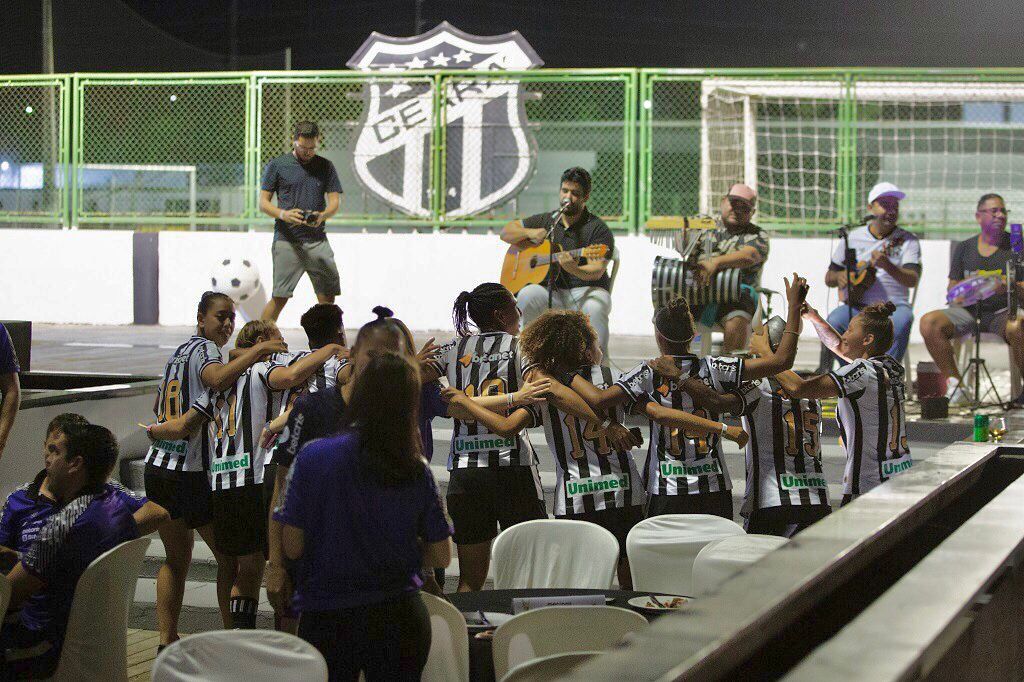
[17,488,138,651]
[420,381,447,463]
[274,429,451,612]
[0,324,19,375]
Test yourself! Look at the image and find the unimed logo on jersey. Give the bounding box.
[153,439,187,455]
[211,453,250,474]
[882,454,913,476]
[780,473,828,490]
[661,457,722,478]
[454,433,515,453]
[566,473,630,497]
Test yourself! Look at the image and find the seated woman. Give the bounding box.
[275,351,452,680]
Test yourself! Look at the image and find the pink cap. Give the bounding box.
[726,183,757,203]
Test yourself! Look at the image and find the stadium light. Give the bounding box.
[24,105,33,114]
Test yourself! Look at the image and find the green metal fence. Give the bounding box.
[3,68,1024,234]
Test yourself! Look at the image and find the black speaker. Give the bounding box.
[0,321,31,372]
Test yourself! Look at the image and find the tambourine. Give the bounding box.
[946,275,1002,307]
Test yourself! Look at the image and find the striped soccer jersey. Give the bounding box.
[532,366,645,516]
[830,355,912,497]
[276,350,346,417]
[144,336,223,472]
[730,378,830,510]
[615,355,735,496]
[433,332,537,469]
[210,357,287,490]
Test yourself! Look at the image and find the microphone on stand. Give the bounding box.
[550,198,571,221]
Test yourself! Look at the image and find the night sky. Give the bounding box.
[2,0,1022,74]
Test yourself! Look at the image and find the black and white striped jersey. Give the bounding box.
[435,332,537,469]
[731,378,830,510]
[829,355,912,497]
[145,336,223,472]
[615,355,735,496]
[210,358,287,490]
[531,366,645,516]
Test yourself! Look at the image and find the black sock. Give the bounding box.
[157,644,167,653]
[230,596,258,629]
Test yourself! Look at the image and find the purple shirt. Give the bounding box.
[274,429,451,612]
[0,324,18,375]
[420,381,447,463]
[16,488,138,651]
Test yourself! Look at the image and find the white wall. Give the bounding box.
[0,229,134,324]
[1,229,951,343]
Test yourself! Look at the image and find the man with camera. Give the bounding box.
[260,121,343,322]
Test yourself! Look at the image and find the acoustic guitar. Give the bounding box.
[500,241,610,295]
[838,235,905,305]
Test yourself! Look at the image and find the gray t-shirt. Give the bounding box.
[261,153,342,243]
[950,232,1014,313]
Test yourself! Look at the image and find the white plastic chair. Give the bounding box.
[692,534,788,596]
[492,606,645,679]
[626,514,744,595]
[491,519,619,590]
[954,333,1021,399]
[421,592,470,682]
[500,651,602,682]
[43,536,150,681]
[151,630,328,681]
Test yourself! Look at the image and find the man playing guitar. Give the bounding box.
[501,167,614,359]
[918,193,1024,406]
[820,182,921,371]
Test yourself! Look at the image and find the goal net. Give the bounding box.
[701,79,1024,233]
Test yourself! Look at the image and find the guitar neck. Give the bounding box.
[534,246,591,266]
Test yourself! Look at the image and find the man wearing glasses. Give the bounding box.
[820,182,921,371]
[690,183,770,353]
[919,193,1024,405]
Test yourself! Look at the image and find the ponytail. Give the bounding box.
[452,283,516,337]
[353,306,416,358]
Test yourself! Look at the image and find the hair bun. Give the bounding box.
[881,301,896,317]
[372,305,394,320]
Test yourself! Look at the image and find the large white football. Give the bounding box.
[210,258,261,303]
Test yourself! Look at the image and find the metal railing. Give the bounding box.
[3,68,1024,235]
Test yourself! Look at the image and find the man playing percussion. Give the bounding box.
[501,167,614,360]
[819,182,920,371]
[919,193,1024,405]
[691,183,770,353]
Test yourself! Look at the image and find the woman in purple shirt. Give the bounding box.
[275,351,452,681]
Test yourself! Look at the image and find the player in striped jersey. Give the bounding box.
[209,320,344,629]
[143,291,286,646]
[775,301,911,503]
[293,303,349,395]
[724,318,831,536]
[588,276,806,520]
[422,283,602,592]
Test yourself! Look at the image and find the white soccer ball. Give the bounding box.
[210,258,261,303]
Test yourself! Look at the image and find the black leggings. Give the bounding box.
[298,592,431,681]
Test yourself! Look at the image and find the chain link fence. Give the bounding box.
[440,73,634,229]
[0,78,67,223]
[76,77,248,226]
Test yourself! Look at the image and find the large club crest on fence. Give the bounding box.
[347,22,543,219]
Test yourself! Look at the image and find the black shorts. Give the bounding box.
[212,484,270,557]
[645,490,734,521]
[144,464,213,529]
[559,505,643,557]
[446,466,547,545]
[744,504,831,537]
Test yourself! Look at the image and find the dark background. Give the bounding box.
[2,0,1021,74]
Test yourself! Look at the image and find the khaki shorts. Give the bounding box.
[940,305,1009,337]
[271,238,341,298]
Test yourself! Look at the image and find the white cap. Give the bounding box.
[868,181,905,205]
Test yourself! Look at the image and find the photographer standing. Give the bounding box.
[260,121,343,322]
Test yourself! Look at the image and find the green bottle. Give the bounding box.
[974,414,990,442]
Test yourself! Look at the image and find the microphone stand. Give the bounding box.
[838,224,855,327]
[546,206,566,312]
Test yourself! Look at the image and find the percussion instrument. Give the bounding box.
[946,275,1003,307]
[651,256,745,308]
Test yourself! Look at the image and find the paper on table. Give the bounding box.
[511,594,605,614]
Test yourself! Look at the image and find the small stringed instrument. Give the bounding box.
[838,234,906,305]
[500,241,610,295]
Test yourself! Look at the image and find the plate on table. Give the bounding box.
[461,611,514,630]
[627,595,689,613]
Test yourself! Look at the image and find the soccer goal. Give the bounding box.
[78,163,198,227]
[700,78,1024,233]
